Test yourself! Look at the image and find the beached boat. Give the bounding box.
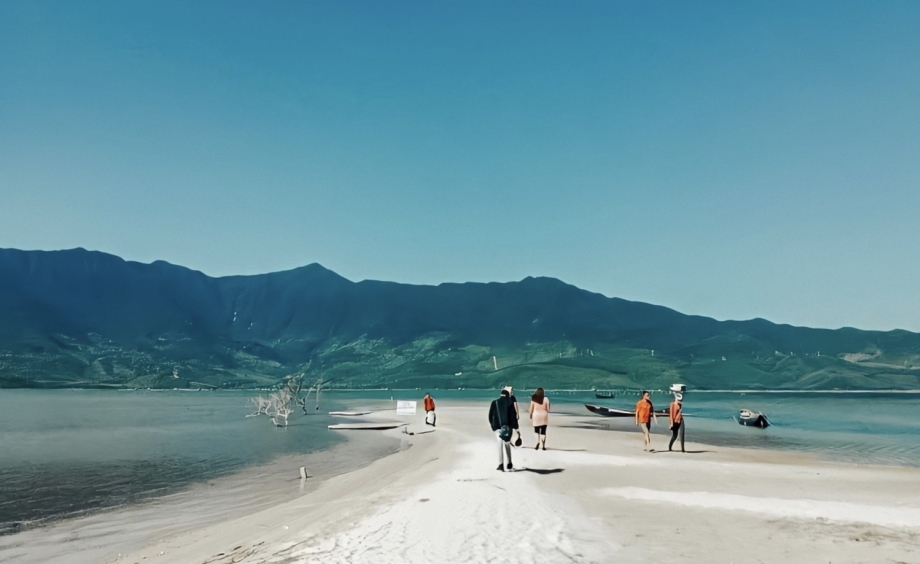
[584,404,669,417]
[594,390,615,399]
[738,409,770,428]
[328,422,408,430]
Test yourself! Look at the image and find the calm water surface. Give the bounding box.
[348,388,920,466]
[0,390,343,535]
[553,390,920,466]
[1,388,918,536]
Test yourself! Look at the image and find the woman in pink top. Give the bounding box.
[528,387,550,450]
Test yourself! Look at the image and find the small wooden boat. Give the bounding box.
[738,409,770,428]
[585,404,669,417]
[328,411,372,416]
[328,422,408,430]
[585,404,633,417]
[594,390,615,399]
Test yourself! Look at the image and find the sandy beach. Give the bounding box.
[10,401,920,564]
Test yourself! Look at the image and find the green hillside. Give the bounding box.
[1,248,919,390]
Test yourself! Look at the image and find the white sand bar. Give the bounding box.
[281,441,614,563]
[20,403,920,563]
[604,487,920,529]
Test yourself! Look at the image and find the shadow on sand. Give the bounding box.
[521,468,565,475]
[559,424,628,431]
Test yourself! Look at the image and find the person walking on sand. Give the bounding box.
[635,391,657,451]
[489,388,517,471]
[529,387,550,450]
[423,392,436,427]
[668,393,685,452]
[503,385,523,447]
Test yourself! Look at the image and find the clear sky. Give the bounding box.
[2,1,919,332]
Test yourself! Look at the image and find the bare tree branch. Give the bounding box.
[248,369,334,427]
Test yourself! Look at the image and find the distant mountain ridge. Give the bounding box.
[2,248,919,390]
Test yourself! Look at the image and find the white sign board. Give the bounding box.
[396,400,417,416]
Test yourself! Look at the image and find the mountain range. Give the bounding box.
[2,248,919,390]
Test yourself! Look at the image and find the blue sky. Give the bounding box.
[2,1,919,331]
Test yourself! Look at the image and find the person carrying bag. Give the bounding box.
[489,389,516,471]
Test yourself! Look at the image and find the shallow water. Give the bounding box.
[0,390,343,535]
[341,389,920,467]
[540,390,920,467]
[1,388,918,538]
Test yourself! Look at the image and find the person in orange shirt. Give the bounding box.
[423,393,436,427]
[634,391,657,451]
[668,393,685,452]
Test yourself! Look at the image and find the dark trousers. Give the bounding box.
[669,420,685,452]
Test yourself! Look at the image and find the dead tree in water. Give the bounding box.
[248,372,329,427]
[268,390,294,427]
[246,395,272,417]
[296,375,327,414]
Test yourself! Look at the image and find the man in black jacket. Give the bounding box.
[489,389,517,471]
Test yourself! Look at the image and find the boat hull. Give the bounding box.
[738,412,770,428]
[585,404,669,417]
[328,423,407,430]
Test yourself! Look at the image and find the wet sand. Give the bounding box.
[107,402,920,564]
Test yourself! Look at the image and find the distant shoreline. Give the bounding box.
[4,386,920,394]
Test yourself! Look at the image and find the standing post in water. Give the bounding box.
[423,392,436,427]
[635,390,657,451]
[669,392,685,452]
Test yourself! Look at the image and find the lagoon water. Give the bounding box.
[336,388,920,467]
[562,390,920,467]
[0,389,344,535]
[1,389,918,537]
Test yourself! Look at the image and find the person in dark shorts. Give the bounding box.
[668,393,685,452]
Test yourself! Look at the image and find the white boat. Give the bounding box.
[738,409,770,428]
[328,422,407,430]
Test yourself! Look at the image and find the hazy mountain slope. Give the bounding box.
[1,248,918,390]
